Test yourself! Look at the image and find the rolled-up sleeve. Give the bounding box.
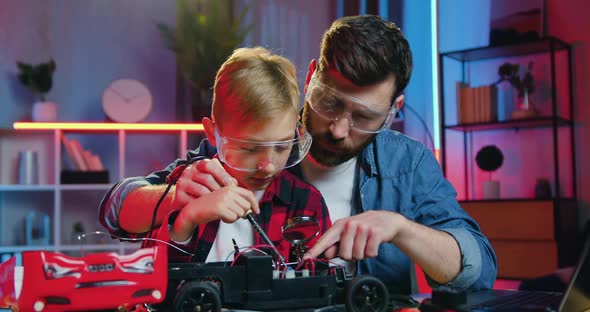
[440,227,483,288]
[413,147,497,290]
[98,139,218,239]
[98,177,154,238]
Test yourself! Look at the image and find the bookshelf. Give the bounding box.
[438,37,578,278]
[0,122,204,257]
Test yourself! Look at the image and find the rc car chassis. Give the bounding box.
[160,251,390,312]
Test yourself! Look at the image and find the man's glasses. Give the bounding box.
[215,123,312,172]
[305,76,398,133]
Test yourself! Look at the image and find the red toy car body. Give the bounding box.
[0,256,17,309]
[0,246,167,312]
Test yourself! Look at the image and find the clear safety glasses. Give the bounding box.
[305,76,398,133]
[215,123,312,172]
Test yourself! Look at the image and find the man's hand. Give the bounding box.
[303,211,405,260]
[172,158,239,211]
[303,210,463,284]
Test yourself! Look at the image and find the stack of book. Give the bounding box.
[62,136,104,171]
[61,136,109,184]
[456,82,498,124]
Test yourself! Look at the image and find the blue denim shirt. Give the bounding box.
[99,130,497,294]
[329,130,497,293]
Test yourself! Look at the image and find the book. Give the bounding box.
[62,136,88,171]
[456,82,471,124]
[83,150,97,171]
[62,137,107,172]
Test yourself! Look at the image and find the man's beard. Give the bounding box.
[303,104,373,167]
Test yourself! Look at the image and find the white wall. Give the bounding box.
[0,0,180,178]
[0,1,336,179]
[239,0,334,102]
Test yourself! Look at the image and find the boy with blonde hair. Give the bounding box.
[101,47,331,262]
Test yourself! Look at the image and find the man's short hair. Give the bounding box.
[318,15,413,100]
[212,47,300,129]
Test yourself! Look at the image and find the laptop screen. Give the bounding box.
[560,237,590,311]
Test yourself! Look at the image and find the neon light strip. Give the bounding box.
[360,0,366,14]
[13,122,204,131]
[431,0,440,150]
[379,0,389,18]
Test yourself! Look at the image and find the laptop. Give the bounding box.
[456,237,590,311]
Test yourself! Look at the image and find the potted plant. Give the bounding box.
[16,59,58,122]
[475,145,504,199]
[157,0,252,121]
[495,61,536,119]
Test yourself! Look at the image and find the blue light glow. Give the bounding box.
[431,0,440,150]
[337,0,343,18]
[379,0,389,17]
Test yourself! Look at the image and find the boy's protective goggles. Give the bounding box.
[215,123,312,172]
[305,76,398,133]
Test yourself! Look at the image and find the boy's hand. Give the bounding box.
[184,184,259,224]
[172,159,239,211]
[171,184,259,242]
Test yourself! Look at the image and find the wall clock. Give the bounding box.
[102,79,153,122]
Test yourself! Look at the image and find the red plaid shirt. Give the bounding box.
[146,169,331,263]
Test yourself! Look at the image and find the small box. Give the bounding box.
[60,170,109,184]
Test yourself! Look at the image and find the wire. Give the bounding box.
[296,258,316,275]
[244,213,285,265]
[281,265,292,279]
[77,231,347,281]
[146,156,203,244]
[313,258,346,268]
[147,182,174,242]
[224,246,270,263]
[75,232,282,269]
[75,230,196,256]
[400,103,436,152]
[227,244,274,267]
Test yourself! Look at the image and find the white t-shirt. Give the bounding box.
[301,156,357,223]
[301,155,358,274]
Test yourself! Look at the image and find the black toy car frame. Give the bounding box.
[162,252,390,312]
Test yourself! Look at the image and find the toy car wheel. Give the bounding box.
[174,281,222,312]
[345,275,389,312]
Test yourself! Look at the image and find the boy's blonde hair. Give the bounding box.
[212,47,300,130]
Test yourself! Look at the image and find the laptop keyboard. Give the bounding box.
[472,291,562,311]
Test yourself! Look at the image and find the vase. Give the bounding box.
[482,180,500,199]
[510,90,537,119]
[32,101,57,122]
[17,150,39,184]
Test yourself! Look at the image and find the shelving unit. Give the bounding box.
[0,122,203,256]
[438,37,578,279]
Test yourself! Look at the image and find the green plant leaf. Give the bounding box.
[496,61,535,97]
[15,59,56,100]
[157,0,252,93]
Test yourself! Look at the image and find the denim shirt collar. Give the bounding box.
[360,132,387,178]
